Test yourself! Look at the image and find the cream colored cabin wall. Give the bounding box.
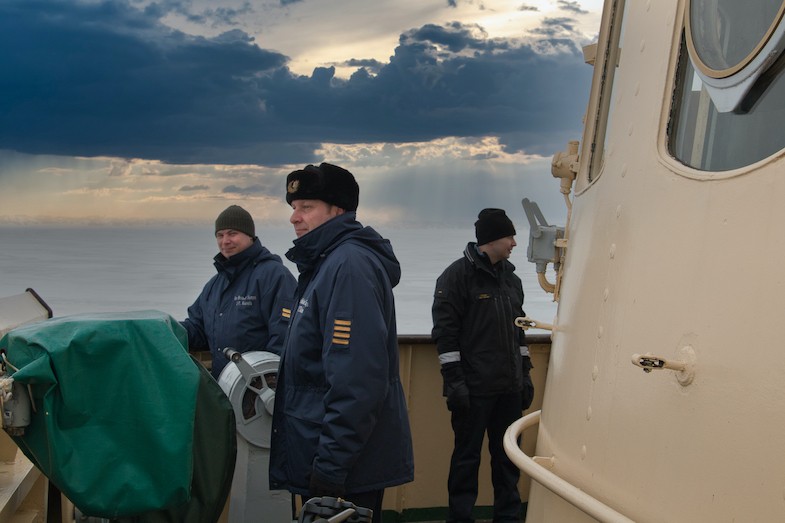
[534,0,693,519]
[530,0,785,521]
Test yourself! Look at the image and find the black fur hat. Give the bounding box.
[285,163,359,211]
[475,208,516,245]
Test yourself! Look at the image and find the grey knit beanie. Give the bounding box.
[215,205,255,238]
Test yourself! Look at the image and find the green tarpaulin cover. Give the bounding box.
[0,310,236,521]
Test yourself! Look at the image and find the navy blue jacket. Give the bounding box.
[269,212,414,495]
[182,238,296,377]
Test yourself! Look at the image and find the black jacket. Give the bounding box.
[432,242,527,395]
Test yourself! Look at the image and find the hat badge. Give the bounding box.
[287,180,299,194]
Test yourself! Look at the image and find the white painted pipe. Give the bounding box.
[504,410,635,523]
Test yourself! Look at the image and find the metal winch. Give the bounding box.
[218,348,290,522]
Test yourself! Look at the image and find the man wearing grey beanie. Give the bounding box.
[432,208,534,523]
[181,205,296,378]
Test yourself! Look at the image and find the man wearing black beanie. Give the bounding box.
[432,208,534,523]
[181,205,296,377]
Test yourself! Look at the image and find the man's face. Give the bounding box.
[484,235,517,263]
[215,229,253,258]
[289,199,344,238]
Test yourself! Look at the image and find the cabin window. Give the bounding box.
[581,0,628,188]
[669,0,785,171]
[687,0,783,78]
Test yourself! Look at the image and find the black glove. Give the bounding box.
[441,361,470,412]
[521,355,534,411]
[309,469,345,499]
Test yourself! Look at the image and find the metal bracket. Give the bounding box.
[631,346,696,386]
[515,316,554,332]
[522,198,565,273]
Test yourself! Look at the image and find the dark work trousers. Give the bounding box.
[346,490,385,523]
[447,392,522,523]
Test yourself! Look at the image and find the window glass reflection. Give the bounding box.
[669,35,785,171]
[689,0,782,73]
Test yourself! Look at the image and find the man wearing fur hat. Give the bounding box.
[431,208,534,523]
[181,205,296,378]
[269,163,414,522]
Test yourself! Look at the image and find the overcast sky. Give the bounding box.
[0,0,600,229]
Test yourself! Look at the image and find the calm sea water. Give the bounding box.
[0,225,557,335]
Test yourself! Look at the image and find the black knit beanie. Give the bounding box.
[215,205,255,238]
[475,208,516,245]
[285,162,359,211]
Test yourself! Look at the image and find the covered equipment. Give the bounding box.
[0,310,236,522]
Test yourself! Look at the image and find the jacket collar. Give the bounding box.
[213,237,263,277]
[286,212,361,272]
[463,241,515,276]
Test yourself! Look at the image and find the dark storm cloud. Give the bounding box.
[0,0,592,165]
[529,17,579,37]
[191,3,255,26]
[519,4,539,12]
[558,1,589,15]
[256,23,590,154]
[141,0,255,27]
[220,171,282,194]
[222,184,268,194]
[407,22,497,53]
[341,58,385,74]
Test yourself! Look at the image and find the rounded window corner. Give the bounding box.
[685,0,785,113]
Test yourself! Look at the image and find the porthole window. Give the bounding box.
[669,1,785,171]
[684,0,785,112]
[687,0,784,77]
[669,35,785,171]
